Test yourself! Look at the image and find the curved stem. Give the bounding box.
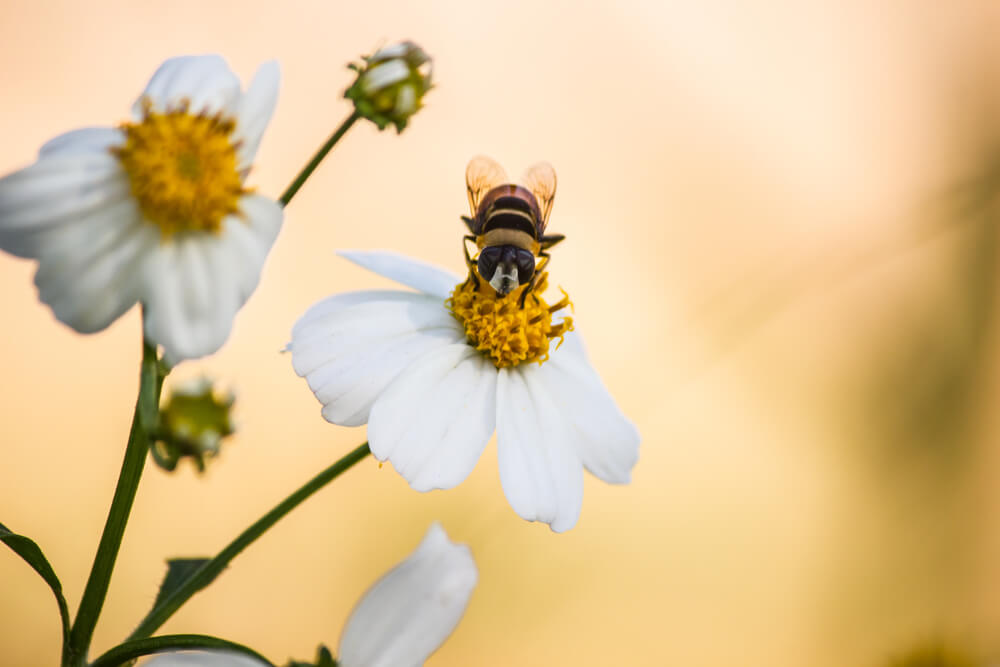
[67,338,166,666]
[128,442,371,641]
[90,634,275,667]
[279,111,360,206]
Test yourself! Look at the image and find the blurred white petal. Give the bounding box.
[233,60,280,169]
[141,195,282,365]
[35,211,156,333]
[142,651,266,667]
[135,54,241,118]
[339,523,477,667]
[360,59,410,93]
[39,127,125,158]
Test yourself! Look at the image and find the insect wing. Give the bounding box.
[521,161,557,233]
[465,155,508,218]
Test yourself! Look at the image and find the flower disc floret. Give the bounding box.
[115,102,246,237]
[447,271,573,368]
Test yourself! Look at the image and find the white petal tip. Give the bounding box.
[336,249,461,298]
[337,522,477,667]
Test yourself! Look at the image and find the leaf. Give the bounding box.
[153,558,214,610]
[315,645,338,667]
[0,521,71,649]
[90,634,276,667]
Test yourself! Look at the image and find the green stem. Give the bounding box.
[279,112,360,206]
[67,339,166,666]
[90,634,275,667]
[127,442,371,641]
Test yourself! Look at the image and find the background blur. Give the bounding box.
[2,1,1000,665]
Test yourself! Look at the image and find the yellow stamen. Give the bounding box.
[447,271,574,368]
[114,101,246,237]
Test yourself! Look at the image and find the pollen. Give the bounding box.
[447,271,574,368]
[114,101,246,237]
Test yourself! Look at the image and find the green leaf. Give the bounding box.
[90,634,275,667]
[153,558,216,610]
[0,521,71,653]
[316,645,338,667]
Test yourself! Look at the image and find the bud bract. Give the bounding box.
[151,378,235,473]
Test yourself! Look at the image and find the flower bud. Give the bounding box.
[151,378,235,473]
[345,41,433,132]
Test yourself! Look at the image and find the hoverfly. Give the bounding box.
[461,156,564,302]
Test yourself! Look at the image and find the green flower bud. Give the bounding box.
[345,41,433,133]
[151,378,235,473]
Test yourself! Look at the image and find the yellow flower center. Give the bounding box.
[447,271,574,368]
[114,102,246,237]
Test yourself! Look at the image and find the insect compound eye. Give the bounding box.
[477,246,502,281]
[514,249,536,285]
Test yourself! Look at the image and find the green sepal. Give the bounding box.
[285,644,338,667]
[0,521,71,654]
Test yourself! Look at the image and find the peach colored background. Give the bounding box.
[2,1,1000,665]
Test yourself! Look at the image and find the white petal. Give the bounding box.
[339,523,477,667]
[217,195,283,301]
[360,59,410,93]
[233,60,280,169]
[34,210,156,333]
[39,127,125,158]
[338,249,461,299]
[140,195,282,364]
[290,291,463,426]
[368,343,496,492]
[371,42,417,62]
[0,136,154,334]
[135,55,241,118]
[539,331,640,483]
[142,651,266,667]
[394,83,417,116]
[0,151,131,257]
[496,364,584,532]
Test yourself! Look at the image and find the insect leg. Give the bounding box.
[519,252,551,308]
[462,235,480,289]
[539,233,565,251]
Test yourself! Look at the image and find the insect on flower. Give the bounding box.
[462,155,565,301]
[289,158,639,532]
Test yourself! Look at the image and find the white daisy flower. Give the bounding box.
[289,250,640,532]
[143,522,477,667]
[0,55,283,365]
